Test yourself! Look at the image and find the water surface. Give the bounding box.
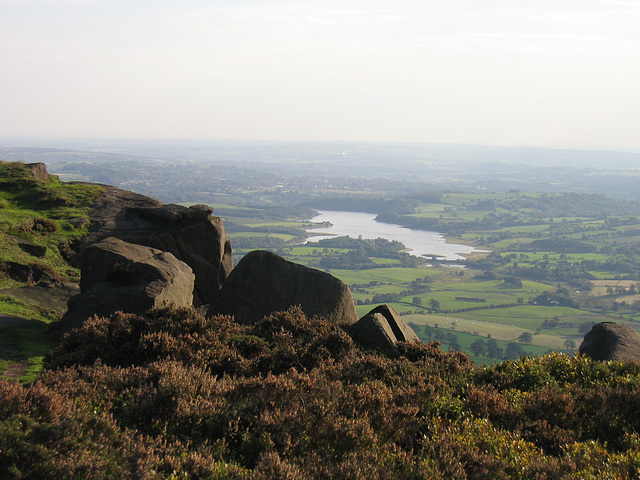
[306,210,487,261]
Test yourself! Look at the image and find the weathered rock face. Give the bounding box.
[1,261,62,284]
[347,304,420,357]
[86,186,232,305]
[579,322,640,362]
[61,237,195,331]
[206,250,359,325]
[16,239,47,258]
[25,162,52,182]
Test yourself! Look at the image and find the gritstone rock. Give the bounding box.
[2,261,61,284]
[61,237,195,331]
[347,304,420,357]
[25,162,53,182]
[16,239,47,258]
[86,186,232,305]
[206,249,358,325]
[579,322,640,362]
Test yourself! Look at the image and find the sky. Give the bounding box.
[1,0,639,150]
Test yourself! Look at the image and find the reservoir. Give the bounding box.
[306,210,487,261]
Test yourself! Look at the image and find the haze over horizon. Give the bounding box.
[1,1,639,152]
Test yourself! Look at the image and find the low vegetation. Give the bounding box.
[2,306,640,478]
[0,161,104,380]
[0,161,103,285]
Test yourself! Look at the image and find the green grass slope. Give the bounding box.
[0,160,104,381]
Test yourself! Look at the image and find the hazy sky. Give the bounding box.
[1,0,639,150]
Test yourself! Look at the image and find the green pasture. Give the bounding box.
[431,279,550,293]
[406,313,574,351]
[399,279,548,312]
[285,246,349,255]
[589,271,633,280]
[229,232,297,242]
[355,302,423,317]
[491,238,535,249]
[450,305,598,331]
[270,233,297,241]
[615,234,640,245]
[410,324,554,364]
[508,252,611,263]
[414,204,447,214]
[414,292,515,312]
[500,225,549,234]
[209,203,250,211]
[248,220,320,228]
[366,284,410,295]
[372,258,400,265]
[229,232,270,238]
[330,267,439,286]
[442,192,523,205]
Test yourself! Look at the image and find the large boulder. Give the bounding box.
[86,186,232,305]
[347,305,420,357]
[579,322,640,362]
[206,250,358,325]
[61,237,195,331]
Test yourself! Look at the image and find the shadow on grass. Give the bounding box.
[0,319,60,383]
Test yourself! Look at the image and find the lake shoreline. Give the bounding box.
[304,210,489,261]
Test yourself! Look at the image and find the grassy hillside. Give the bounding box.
[0,161,104,381]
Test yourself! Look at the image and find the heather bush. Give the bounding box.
[0,377,249,479]
[1,306,639,478]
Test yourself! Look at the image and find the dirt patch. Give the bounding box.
[2,361,28,379]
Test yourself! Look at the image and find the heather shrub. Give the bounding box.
[0,378,249,479]
[3,306,640,478]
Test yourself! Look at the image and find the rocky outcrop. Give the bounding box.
[25,162,53,182]
[579,322,640,362]
[61,237,195,331]
[347,305,420,357]
[2,282,79,318]
[16,238,47,258]
[206,250,359,325]
[85,186,232,305]
[1,261,63,284]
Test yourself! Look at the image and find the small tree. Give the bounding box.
[470,339,486,357]
[518,332,533,344]
[564,339,576,352]
[486,338,503,359]
[429,299,441,312]
[505,342,525,360]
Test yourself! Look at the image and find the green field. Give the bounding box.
[220,189,640,363]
